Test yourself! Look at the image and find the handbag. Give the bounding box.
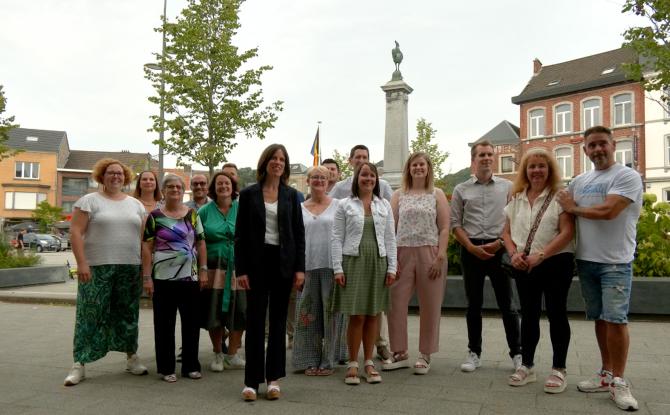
[500,191,554,279]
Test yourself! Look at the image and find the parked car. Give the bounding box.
[52,234,70,250]
[22,233,61,252]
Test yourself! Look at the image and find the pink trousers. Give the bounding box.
[388,246,446,355]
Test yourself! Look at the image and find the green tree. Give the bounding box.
[621,0,670,111]
[634,193,670,276]
[331,149,353,179]
[0,85,20,160]
[145,0,283,176]
[410,118,449,179]
[31,201,63,233]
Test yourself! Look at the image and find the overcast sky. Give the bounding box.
[0,0,645,173]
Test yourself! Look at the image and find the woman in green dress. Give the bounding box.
[331,162,397,385]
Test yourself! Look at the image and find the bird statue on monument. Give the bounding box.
[391,40,403,80]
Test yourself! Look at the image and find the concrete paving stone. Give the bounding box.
[0,404,32,415]
[11,391,104,411]
[647,403,670,415]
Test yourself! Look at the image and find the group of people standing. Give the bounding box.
[61,125,642,412]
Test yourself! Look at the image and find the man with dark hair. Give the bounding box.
[557,126,642,412]
[329,145,393,201]
[451,140,522,373]
[222,163,239,184]
[329,144,393,362]
[321,158,340,194]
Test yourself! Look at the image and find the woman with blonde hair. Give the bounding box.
[64,158,148,386]
[501,148,575,393]
[133,170,162,213]
[385,152,450,375]
[292,165,346,376]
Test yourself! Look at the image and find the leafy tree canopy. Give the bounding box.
[0,85,20,161]
[410,118,449,179]
[330,149,353,179]
[622,0,670,111]
[31,201,63,233]
[145,0,283,176]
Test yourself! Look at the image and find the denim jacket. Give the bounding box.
[331,196,397,275]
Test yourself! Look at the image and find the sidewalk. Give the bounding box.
[1,294,669,414]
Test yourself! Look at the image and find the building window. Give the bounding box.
[15,161,40,179]
[583,151,594,173]
[529,109,545,138]
[615,140,633,168]
[500,155,514,173]
[664,188,670,202]
[555,147,573,179]
[554,103,572,134]
[582,98,601,130]
[4,192,47,210]
[613,93,632,126]
[62,178,89,196]
[61,201,75,213]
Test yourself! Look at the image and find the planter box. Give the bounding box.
[0,266,68,288]
[410,275,670,315]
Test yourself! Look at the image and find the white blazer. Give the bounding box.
[331,195,397,275]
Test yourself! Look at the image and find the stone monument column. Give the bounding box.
[381,41,412,189]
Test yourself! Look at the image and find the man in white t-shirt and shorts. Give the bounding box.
[557,125,642,412]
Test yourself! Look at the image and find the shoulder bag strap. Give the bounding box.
[523,191,554,256]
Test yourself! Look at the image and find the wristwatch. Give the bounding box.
[199,265,208,272]
[538,251,545,260]
[498,239,505,249]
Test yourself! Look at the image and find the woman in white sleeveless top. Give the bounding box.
[292,166,347,375]
[385,152,450,375]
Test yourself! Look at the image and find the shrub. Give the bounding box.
[634,193,670,277]
[0,233,41,269]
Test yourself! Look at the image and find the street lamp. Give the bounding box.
[144,0,168,181]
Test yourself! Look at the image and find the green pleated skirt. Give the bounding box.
[332,216,389,316]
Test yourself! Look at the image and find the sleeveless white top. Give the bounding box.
[302,199,339,271]
[396,191,439,247]
[264,201,279,245]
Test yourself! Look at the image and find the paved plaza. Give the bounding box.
[1,282,670,415]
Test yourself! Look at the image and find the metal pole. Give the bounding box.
[158,0,167,181]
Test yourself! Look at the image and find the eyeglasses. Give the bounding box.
[105,172,124,177]
[309,176,328,181]
[191,182,207,187]
[166,185,183,190]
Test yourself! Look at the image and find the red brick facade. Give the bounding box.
[517,82,645,180]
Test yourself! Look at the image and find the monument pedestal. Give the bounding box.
[381,79,413,189]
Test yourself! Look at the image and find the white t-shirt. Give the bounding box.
[302,199,339,270]
[568,163,642,263]
[329,177,393,202]
[73,192,145,266]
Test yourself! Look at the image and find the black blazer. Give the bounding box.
[234,182,305,283]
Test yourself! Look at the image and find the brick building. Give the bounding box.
[470,120,521,181]
[512,48,644,182]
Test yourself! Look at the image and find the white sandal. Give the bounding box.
[344,361,360,385]
[364,360,382,384]
[508,365,536,386]
[242,386,257,401]
[544,369,567,394]
[414,354,431,375]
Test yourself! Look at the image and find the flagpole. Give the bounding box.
[317,121,322,165]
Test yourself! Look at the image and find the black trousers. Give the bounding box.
[244,244,294,389]
[153,279,201,376]
[460,243,521,357]
[516,252,574,369]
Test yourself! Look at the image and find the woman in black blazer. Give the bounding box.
[236,143,305,401]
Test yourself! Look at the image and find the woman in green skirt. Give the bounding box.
[331,162,397,385]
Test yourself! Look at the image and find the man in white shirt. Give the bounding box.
[329,145,393,202]
[558,126,642,412]
[329,144,393,362]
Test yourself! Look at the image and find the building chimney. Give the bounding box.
[533,58,543,75]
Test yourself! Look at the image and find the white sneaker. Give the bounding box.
[126,354,148,375]
[64,362,85,386]
[577,369,612,393]
[610,377,639,411]
[460,351,481,372]
[512,354,522,371]
[210,352,224,372]
[223,353,246,369]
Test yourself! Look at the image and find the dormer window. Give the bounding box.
[601,67,615,75]
[26,136,38,142]
[547,80,560,86]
